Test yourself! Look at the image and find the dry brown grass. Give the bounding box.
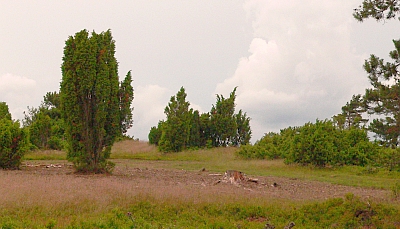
[0,166,278,227]
[110,140,157,158]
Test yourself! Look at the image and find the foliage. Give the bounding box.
[149,87,251,152]
[237,132,281,159]
[359,40,400,147]
[353,0,400,22]
[60,29,121,173]
[118,70,134,136]
[0,116,28,169]
[28,112,52,149]
[23,92,66,150]
[238,120,378,167]
[374,147,400,171]
[210,87,238,147]
[232,109,252,146]
[332,94,368,130]
[0,102,12,120]
[349,0,400,148]
[188,110,202,148]
[43,91,61,110]
[199,112,212,147]
[148,120,164,145]
[158,87,191,152]
[287,120,378,167]
[237,127,295,160]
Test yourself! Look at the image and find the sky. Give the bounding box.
[1,1,399,142]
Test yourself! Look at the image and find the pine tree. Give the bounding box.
[352,1,400,147]
[333,94,367,130]
[363,40,400,147]
[353,0,400,22]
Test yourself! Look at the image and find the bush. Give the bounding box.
[376,147,400,171]
[285,120,378,167]
[0,119,28,169]
[238,119,379,168]
[47,136,65,150]
[237,144,279,159]
[237,131,291,159]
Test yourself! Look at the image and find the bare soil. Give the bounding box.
[10,160,390,203]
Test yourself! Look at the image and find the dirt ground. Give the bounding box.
[15,161,391,203]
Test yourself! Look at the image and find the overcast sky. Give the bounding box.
[1,1,399,142]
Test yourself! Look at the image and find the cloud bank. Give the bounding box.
[0,73,37,121]
[216,0,370,140]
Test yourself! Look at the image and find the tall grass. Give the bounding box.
[24,149,66,160]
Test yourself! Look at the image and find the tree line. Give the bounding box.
[148,87,251,152]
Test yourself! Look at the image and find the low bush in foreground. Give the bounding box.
[1,194,399,228]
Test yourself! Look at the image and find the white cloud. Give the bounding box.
[216,0,370,141]
[128,84,170,140]
[0,73,36,92]
[0,73,38,121]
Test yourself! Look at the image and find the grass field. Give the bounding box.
[3,140,399,228]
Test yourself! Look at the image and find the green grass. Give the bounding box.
[1,194,399,228]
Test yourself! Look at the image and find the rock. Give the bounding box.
[284,222,295,229]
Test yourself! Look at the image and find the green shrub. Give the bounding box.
[237,144,279,159]
[285,120,379,167]
[286,120,337,167]
[0,119,28,169]
[47,136,65,150]
[237,131,289,159]
[238,119,379,168]
[377,147,400,171]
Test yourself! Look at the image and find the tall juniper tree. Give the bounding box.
[158,87,191,152]
[60,29,121,173]
[210,87,238,147]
